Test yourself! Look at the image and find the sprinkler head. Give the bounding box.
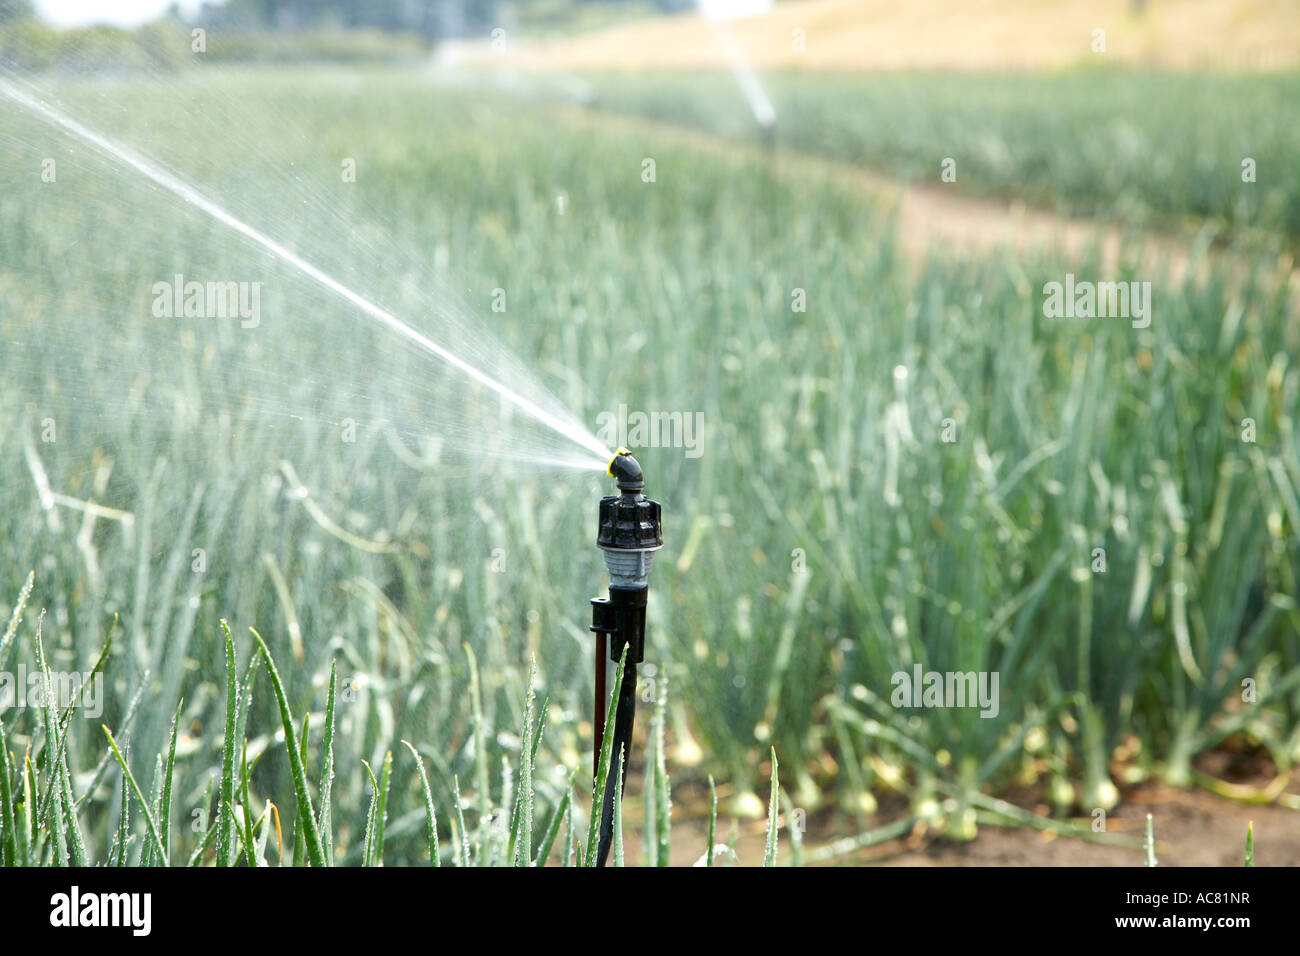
[597,448,662,592]
[598,448,662,555]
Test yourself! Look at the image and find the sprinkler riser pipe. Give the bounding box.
[605,585,648,665]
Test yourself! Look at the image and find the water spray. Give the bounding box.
[700,0,777,149]
[589,447,662,867]
[4,69,664,864]
[0,73,610,468]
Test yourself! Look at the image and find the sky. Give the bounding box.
[35,0,209,27]
[699,0,774,19]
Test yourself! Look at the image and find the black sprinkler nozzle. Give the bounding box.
[607,448,644,491]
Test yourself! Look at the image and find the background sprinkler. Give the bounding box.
[590,447,662,867]
[700,0,778,151]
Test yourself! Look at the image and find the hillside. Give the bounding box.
[443,0,1300,72]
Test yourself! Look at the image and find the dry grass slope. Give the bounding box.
[448,0,1300,72]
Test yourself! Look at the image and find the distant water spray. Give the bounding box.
[700,0,777,134]
[0,75,612,467]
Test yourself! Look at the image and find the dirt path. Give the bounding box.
[553,102,1299,294]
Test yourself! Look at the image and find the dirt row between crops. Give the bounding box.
[553,103,1300,299]
[615,777,1300,867]
[666,785,1300,866]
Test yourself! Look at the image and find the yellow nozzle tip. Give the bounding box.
[607,447,631,476]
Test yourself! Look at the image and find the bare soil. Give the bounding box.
[620,775,1300,867]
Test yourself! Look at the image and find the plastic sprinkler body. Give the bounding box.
[594,449,662,663]
[590,448,661,867]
